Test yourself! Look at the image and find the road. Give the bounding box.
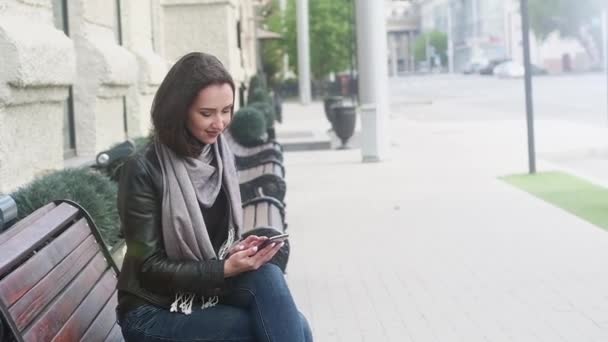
[390,74,608,125]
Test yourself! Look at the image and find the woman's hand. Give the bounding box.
[224,237,284,278]
[227,235,266,256]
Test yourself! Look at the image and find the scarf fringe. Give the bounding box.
[169,228,234,315]
[170,293,220,315]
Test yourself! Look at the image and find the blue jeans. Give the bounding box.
[119,264,312,341]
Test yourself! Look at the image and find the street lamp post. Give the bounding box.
[520,0,536,174]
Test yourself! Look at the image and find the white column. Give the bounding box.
[389,34,398,77]
[355,0,390,162]
[603,10,607,72]
[296,0,311,104]
[603,10,608,120]
[471,0,479,55]
[447,0,454,73]
[280,0,289,77]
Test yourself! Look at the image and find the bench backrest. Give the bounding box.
[242,197,285,234]
[0,200,123,342]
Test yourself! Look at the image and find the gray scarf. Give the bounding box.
[154,135,243,314]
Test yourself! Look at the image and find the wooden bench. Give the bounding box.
[224,132,284,170]
[0,200,123,342]
[241,196,289,271]
[238,161,286,204]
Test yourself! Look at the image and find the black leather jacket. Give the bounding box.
[116,145,226,319]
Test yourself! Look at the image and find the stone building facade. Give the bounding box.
[0,0,259,193]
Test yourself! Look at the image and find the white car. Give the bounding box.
[493,61,525,78]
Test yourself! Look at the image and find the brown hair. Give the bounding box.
[151,52,235,157]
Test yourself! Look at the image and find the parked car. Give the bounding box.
[462,59,488,75]
[493,61,525,78]
[493,61,548,78]
[479,58,511,75]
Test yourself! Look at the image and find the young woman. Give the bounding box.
[116,52,312,341]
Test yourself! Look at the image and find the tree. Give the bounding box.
[260,0,285,87]
[528,0,606,66]
[284,0,355,80]
[413,31,448,66]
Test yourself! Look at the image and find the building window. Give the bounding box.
[52,0,76,158]
[237,21,242,49]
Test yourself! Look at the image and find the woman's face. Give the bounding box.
[186,83,234,145]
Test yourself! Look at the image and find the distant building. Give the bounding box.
[416,0,593,73]
[385,0,420,75]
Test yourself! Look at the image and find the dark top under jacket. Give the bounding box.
[116,144,230,321]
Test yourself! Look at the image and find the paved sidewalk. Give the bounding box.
[278,102,608,342]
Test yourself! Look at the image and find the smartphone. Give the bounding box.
[257,234,289,250]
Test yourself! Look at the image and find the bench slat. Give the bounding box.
[273,163,284,178]
[80,291,119,342]
[22,252,108,341]
[53,270,117,341]
[248,166,264,183]
[255,202,269,227]
[0,218,90,307]
[0,203,57,246]
[104,323,123,342]
[242,206,255,234]
[0,203,79,275]
[269,205,283,231]
[9,235,99,331]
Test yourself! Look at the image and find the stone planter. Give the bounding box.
[331,105,357,149]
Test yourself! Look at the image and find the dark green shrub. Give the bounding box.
[249,88,273,106]
[11,168,121,247]
[229,107,267,147]
[247,74,268,101]
[248,101,275,129]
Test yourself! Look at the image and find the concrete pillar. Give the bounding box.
[471,0,479,51]
[160,0,244,99]
[280,0,290,78]
[447,0,454,73]
[0,0,76,193]
[389,34,398,77]
[603,10,608,120]
[120,0,167,138]
[296,0,311,104]
[68,0,137,156]
[355,0,390,162]
[408,31,415,72]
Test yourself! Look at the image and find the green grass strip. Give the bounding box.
[502,171,608,231]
